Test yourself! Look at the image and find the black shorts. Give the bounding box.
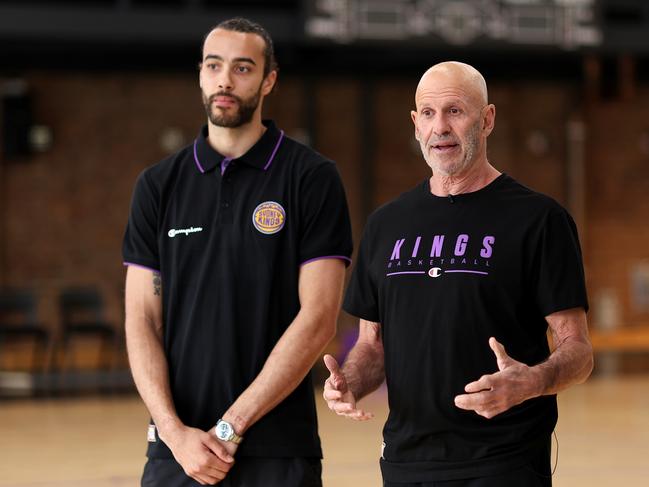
[141,456,322,487]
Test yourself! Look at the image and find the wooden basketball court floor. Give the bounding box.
[0,375,648,486]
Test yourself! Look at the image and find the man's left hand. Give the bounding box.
[454,337,541,419]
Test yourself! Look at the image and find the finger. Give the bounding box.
[323,354,348,392]
[464,374,493,393]
[206,463,230,479]
[331,401,355,413]
[326,399,350,413]
[196,473,220,485]
[206,457,234,472]
[196,473,219,485]
[454,391,490,411]
[334,403,374,421]
[323,388,342,400]
[203,436,235,463]
[190,473,209,485]
[348,409,375,421]
[489,337,510,369]
[189,453,230,483]
[323,354,341,374]
[331,401,359,415]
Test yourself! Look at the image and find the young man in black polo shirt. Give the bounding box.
[323,62,594,486]
[123,18,352,486]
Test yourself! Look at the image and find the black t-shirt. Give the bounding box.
[123,121,353,459]
[343,174,588,482]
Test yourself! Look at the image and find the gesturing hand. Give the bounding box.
[322,354,374,421]
[164,425,235,485]
[454,337,541,419]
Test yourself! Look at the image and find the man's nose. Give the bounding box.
[432,115,451,136]
[217,69,233,91]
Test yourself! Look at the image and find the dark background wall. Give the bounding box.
[2,0,649,369]
[2,71,649,334]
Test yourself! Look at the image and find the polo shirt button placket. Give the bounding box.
[219,160,234,224]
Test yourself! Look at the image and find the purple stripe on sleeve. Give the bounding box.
[445,270,489,275]
[300,255,352,266]
[386,271,426,276]
[123,262,160,273]
[193,139,205,174]
[263,130,285,171]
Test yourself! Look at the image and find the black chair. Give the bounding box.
[58,287,117,370]
[0,288,50,371]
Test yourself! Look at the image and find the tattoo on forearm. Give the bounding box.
[153,272,161,296]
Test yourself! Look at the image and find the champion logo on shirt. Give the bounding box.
[168,226,203,238]
[386,233,494,277]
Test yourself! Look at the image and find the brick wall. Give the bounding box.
[586,88,649,328]
[1,71,648,368]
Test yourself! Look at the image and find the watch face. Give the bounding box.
[216,421,232,441]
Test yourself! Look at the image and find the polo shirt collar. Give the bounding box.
[192,120,285,174]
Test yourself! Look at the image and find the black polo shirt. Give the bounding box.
[122,120,353,459]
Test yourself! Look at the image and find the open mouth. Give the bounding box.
[432,143,459,153]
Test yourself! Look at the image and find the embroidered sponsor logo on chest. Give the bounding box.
[252,201,286,235]
[167,226,203,238]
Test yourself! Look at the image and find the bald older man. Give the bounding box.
[323,62,593,486]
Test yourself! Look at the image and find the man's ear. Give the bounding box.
[482,104,496,137]
[261,70,278,96]
[411,110,420,141]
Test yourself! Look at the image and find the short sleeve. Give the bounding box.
[299,162,353,266]
[343,220,380,322]
[532,207,588,316]
[122,171,160,271]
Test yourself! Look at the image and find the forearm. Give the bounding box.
[532,337,593,396]
[223,309,335,434]
[343,343,385,401]
[125,313,182,440]
[532,307,593,397]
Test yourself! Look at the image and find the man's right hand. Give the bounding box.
[162,424,235,485]
[322,354,374,421]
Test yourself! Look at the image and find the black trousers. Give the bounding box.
[141,456,322,487]
[384,440,552,487]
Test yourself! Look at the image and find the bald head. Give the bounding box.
[416,61,488,107]
[410,61,496,178]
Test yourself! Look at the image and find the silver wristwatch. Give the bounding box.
[214,419,243,444]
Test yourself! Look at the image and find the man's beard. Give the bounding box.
[422,120,481,176]
[202,87,261,128]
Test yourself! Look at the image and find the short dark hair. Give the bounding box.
[203,17,278,78]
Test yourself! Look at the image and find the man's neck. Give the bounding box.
[206,117,267,159]
[429,160,501,196]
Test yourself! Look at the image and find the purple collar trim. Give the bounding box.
[193,127,284,174]
[264,130,284,171]
[193,139,205,174]
[221,158,232,175]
